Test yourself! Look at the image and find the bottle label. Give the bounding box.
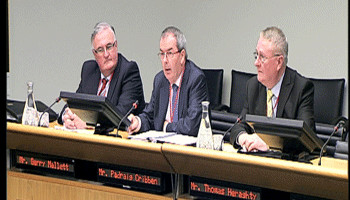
[22,107,39,126]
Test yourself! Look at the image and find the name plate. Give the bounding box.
[97,163,170,194]
[12,150,75,177]
[190,176,261,200]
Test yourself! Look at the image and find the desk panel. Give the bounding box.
[7,123,348,199]
[161,143,348,200]
[7,122,172,173]
[7,170,179,200]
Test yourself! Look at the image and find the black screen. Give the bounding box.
[60,91,130,128]
[245,114,324,155]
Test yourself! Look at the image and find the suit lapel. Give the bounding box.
[159,78,170,122]
[276,67,294,117]
[90,67,101,95]
[256,83,267,116]
[178,64,190,118]
[107,55,121,100]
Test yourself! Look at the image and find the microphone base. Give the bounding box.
[94,125,114,135]
[94,125,122,138]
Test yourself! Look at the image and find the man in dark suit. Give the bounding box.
[230,26,315,151]
[128,26,209,136]
[59,22,145,129]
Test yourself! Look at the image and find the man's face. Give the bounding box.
[92,28,118,77]
[254,37,283,89]
[159,33,186,84]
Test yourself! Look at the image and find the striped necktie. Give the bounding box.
[98,78,108,96]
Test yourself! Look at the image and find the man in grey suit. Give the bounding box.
[128,26,209,136]
[59,22,145,129]
[230,26,315,152]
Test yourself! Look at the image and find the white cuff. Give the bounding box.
[135,116,142,132]
[61,109,68,123]
[236,131,247,146]
[163,121,169,132]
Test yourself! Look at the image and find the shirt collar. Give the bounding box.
[100,73,113,81]
[173,71,184,87]
[268,72,285,98]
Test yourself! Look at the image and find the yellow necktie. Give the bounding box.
[267,89,273,117]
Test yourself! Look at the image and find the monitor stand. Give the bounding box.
[238,148,318,164]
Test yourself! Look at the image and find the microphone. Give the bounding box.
[318,121,344,165]
[38,97,61,127]
[220,115,242,150]
[116,100,139,138]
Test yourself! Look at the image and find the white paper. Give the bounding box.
[128,130,196,145]
[53,125,95,135]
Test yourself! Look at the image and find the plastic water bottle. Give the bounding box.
[196,101,214,149]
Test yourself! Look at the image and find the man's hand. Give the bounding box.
[62,107,87,129]
[238,132,269,152]
[127,114,140,134]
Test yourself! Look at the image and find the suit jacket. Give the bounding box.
[58,53,145,124]
[230,67,315,148]
[138,60,209,137]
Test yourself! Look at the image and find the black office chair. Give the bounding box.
[308,78,346,157]
[334,139,348,160]
[202,69,223,110]
[227,69,256,114]
[210,110,239,141]
[309,78,345,125]
[210,69,255,141]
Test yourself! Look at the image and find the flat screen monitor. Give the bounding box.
[245,114,325,156]
[60,91,130,129]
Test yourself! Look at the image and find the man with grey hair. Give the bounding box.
[230,26,315,151]
[58,22,145,130]
[128,26,209,136]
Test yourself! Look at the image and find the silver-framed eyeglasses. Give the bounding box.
[93,41,116,55]
[254,51,281,63]
[158,50,180,59]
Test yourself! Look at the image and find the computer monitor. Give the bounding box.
[60,91,130,129]
[245,114,325,156]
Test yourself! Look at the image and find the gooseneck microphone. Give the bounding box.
[116,100,139,138]
[38,97,61,127]
[220,115,242,150]
[318,121,345,165]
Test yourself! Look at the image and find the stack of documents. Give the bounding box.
[128,130,197,146]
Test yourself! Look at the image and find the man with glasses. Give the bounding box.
[128,26,209,136]
[58,22,145,129]
[230,26,315,152]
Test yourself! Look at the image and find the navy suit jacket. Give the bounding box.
[230,67,315,148]
[58,53,145,124]
[138,60,209,137]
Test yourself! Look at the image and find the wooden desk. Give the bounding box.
[7,122,172,173]
[7,122,348,199]
[161,143,348,200]
[7,170,182,200]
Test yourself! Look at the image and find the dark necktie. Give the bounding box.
[98,78,108,96]
[172,84,179,122]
